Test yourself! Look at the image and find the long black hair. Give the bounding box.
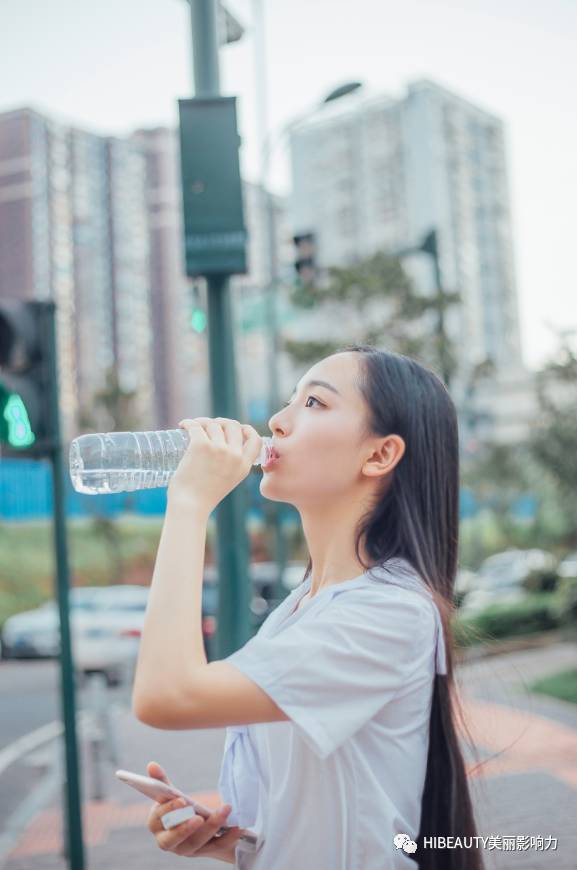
[299,344,485,870]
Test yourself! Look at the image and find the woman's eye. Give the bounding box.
[281,395,322,408]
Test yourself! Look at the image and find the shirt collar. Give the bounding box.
[293,557,448,675]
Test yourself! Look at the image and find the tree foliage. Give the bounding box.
[77,366,140,434]
[529,333,577,540]
[75,366,140,561]
[282,251,459,381]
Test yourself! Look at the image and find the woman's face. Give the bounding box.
[261,352,373,508]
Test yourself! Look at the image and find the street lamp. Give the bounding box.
[259,81,364,604]
[323,81,364,103]
[261,79,364,415]
[261,81,364,188]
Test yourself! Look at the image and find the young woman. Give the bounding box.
[136,345,484,869]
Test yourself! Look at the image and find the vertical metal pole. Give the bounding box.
[189,0,220,96]
[421,229,451,388]
[430,232,451,388]
[188,0,252,654]
[45,302,86,870]
[253,0,287,605]
[264,188,288,604]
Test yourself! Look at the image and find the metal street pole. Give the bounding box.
[189,0,220,95]
[44,303,85,870]
[186,0,252,655]
[420,229,451,387]
[252,0,287,606]
[394,228,452,388]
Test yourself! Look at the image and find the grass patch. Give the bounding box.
[0,516,164,628]
[529,668,577,705]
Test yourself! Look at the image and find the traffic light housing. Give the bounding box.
[293,232,317,287]
[0,300,57,458]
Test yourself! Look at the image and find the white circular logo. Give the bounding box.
[393,832,418,854]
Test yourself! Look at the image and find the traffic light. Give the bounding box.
[0,300,56,458]
[190,284,207,333]
[293,232,317,288]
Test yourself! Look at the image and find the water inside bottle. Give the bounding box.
[70,468,173,494]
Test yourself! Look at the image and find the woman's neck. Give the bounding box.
[299,500,374,597]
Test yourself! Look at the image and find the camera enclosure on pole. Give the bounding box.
[178,97,247,277]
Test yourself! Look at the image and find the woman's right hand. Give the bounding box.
[145,761,245,864]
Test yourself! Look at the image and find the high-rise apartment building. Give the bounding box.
[70,127,115,418]
[106,136,156,427]
[131,127,194,430]
[0,108,80,440]
[289,79,531,443]
[0,109,291,441]
[0,108,157,440]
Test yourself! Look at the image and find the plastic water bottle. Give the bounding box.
[69,429,273,495]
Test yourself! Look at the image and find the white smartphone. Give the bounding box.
[115,769,258,846]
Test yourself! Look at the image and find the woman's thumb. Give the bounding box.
[147,760,170,784]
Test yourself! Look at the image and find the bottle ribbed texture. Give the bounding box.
[69,429,272,494]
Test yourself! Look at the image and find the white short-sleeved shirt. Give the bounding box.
[218,557,447,870]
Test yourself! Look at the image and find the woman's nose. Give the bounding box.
[268,410,285,435]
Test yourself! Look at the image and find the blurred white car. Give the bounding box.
[460,549,556,613]
[1,587,121,659]
[72,586,150,684]
[281,562,308,591]
[454,568,478,598]
[1,600,61,659]
[0,585,149,666]
[558,551,577,579]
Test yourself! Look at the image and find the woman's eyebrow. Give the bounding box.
[290,379,342,398]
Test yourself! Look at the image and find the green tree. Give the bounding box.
[461,442,532,537]
[530,331,577,546]
[282,251,460,380]
[77,366,140,435]
[75,366,141,582]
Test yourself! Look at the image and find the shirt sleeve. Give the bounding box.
[223,585,436,759]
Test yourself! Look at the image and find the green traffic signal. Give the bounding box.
[191,307,207,333]
[0,384,35,447]
[0,301,54,457]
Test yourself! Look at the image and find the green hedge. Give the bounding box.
[453,593,561,647]
[553,576,577,625]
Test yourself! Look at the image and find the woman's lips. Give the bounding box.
[263,449,281,471]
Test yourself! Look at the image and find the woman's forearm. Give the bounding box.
[132,497,210,713]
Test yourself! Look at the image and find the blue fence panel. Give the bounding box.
[459,487,478,519]
[2,458,344,528]
[0,459,52,520]
[0,458,171,521]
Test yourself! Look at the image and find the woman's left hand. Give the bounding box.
[167,417,263,515]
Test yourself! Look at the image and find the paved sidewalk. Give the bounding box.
[457,643,577,869]
[2,702,228,870]
[3,642,577,869]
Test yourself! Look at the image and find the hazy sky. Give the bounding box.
[1,0,576,371]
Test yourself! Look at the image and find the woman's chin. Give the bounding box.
[259,476,289,501]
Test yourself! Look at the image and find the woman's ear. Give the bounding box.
[362,434,406,479]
